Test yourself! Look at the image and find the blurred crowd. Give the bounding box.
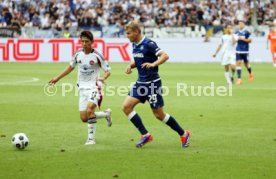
[0,0,275,34]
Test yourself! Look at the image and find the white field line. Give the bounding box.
[0,77,40,85]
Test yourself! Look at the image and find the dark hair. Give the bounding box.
[80,31,94,41]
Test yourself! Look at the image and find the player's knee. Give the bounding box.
[122,103,132,114]
[80,116,88,123]
[153,112,165,120]
[80,113,88,122]
[86,108,95,116]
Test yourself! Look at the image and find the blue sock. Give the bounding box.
[163,114,185,136]
[237,67,242,79]
[128,111,148,135]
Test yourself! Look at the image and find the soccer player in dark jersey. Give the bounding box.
[122,21,190,148]
[235,21,253,85]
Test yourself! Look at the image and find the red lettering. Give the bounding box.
[0,39,13,61]
[106,43,130,61]
[0,38,131,62]
[13,39,44,61]
[48,39,75,61]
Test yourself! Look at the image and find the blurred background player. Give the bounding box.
[49,31,112,145]
[213,24,237,85]
[267,24,276,67]
[235,21,253,85]
[122,21,190,148]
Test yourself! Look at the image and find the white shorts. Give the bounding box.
[221,53,236,66]
[78,85,102,111]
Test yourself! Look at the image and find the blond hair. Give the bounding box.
[125,21,142,33]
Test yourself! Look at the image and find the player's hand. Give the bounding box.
[141,63,156,69]
[48,77,59,85]
[98,77,106,85]
[125,66,132,74]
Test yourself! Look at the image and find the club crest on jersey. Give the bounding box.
[133,53,144,58]
[140,45,144,50]
[90,60,94,65]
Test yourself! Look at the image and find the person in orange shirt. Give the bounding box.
[267,24,276,67]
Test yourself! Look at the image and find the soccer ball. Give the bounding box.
[11,133,29,150]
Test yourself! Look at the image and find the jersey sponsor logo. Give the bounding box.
[133,53,144,58]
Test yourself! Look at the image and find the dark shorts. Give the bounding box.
[128,79,164,109]
[236,53,249,63]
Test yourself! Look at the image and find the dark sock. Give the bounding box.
[237,67,242,79]
[247,66,252,74]
[165,115,185,136]
[130,113,148,135]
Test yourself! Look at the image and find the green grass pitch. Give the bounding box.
[0,62,275,178]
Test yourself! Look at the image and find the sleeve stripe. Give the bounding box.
[94,50,106,61]
[96,57,102,68]
[155,49,163,56]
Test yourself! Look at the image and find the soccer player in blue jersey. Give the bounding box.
[235,21,253,85]
[122,21,190,148]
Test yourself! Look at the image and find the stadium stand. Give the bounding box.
[0,0,275,38]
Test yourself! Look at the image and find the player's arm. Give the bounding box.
[49,51,78,85]
[141,51,169,69]
[99,70,110,82]
[239,32,252,43]
[232,34,238,45]
[48,65,74,85]
[239,37,252,43]
[213,44,222,58]
[98,55,111,83]
[125,62,136,74]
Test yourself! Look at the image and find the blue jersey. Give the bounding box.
[236,28,251,54]
[132,37,162,82]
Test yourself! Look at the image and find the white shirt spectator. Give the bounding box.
[235,9,245,21]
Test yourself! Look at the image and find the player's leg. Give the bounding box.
[122,96,148,134]
[236,54,243,84]
[80,111,88,122]
[230,54,236,84]
[151,107,190,148]
[122,95,151,148]
[224,64,232,85]
[230,63,236,84]
[221,54,232,85]
[271,45,276,66]
[78,89,96,145]
[244,61,253,80]
[84,87,109,145]
[243,54,253,81]
[148,80,190,148]
[85,101,97,145]
[79,89,89,122]
[79,108,111,126]
[94,109,112,127]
